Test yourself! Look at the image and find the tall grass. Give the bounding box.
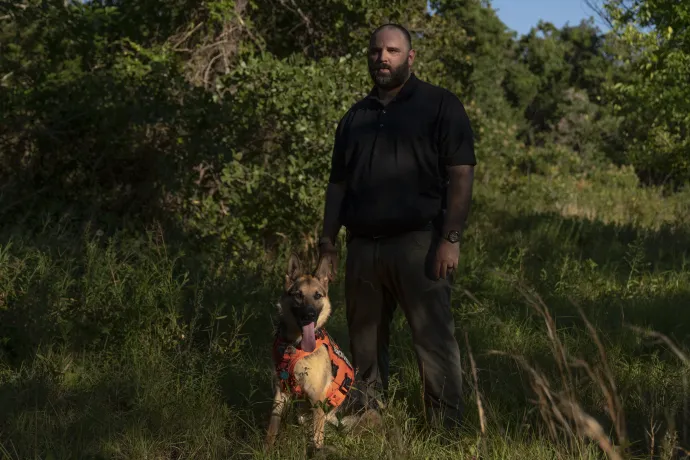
[1,176,690,459]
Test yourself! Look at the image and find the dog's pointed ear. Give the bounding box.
[285,253,302,290]
[314,255,331,290]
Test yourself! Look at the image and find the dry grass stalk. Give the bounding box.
[625,325,690,366]
[485,351,559,442]
[512,281,576,403]
[683,373,690,450]
[626,324,690,450]
[570,357,625,445]
[560,399,624,460]
[489,350,622,460]
[464,331,486,437]
[577,305,627,445]
[645,417,660,460]
[486,274,628,459]
[519,280,627,445]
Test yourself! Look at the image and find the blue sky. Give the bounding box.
[488,0,610,36]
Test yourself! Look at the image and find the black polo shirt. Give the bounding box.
[329,73,476,237]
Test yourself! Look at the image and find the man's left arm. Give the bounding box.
[442,164,474,242]
[434,92,477,279]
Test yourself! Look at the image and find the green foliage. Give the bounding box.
[602,0,690,186]
[249,0,429,59]
[512,19,623,164]
[4,0,687,257]
[431,0,532,123]
[181,53,371,258]
[2,0,690,457]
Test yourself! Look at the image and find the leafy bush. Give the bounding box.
[2,0,690,457]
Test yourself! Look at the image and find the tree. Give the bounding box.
[599,0,690,187]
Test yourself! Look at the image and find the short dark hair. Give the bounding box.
[370,23,412,51]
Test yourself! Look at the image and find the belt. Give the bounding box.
[346,221,434,242]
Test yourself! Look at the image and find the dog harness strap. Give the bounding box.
[273,335,312,397]
[272,329,354,408]
[321,329,354,407]
[324,353,353,407]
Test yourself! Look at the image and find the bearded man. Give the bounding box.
[317,23,476,430]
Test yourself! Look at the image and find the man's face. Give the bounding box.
[367,27,415,90]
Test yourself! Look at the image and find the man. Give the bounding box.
[317,23,476,430]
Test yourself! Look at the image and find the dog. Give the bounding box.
[265,253,355,451]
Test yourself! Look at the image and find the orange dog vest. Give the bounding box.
[272,328,354,408]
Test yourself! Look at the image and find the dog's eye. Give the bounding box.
[313,292,322,300]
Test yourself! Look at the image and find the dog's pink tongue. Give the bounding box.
[301,323,316,352]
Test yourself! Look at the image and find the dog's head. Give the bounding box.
[276,253,333,352]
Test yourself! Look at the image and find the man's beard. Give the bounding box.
[369,62,410,90]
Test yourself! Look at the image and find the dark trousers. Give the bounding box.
[344,227,464,428]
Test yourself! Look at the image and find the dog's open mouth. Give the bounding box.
[301,322,316,353]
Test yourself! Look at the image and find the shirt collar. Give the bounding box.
[366,72,419,105]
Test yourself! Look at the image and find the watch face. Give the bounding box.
[446,231,460,243]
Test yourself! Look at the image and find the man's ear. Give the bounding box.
[408,48,416,67]
[314,255,331,291]
[285,253,302,290]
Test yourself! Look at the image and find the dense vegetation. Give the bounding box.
[1,0,690,458]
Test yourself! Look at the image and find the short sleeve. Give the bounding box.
[328,113,349,184]
[437,92,477,166]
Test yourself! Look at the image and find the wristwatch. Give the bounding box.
[444,230,461,244]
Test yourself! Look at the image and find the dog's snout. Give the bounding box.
[304,308,317,323]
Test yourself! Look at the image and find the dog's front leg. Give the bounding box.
[265,385,288,449]
[311,403,326,450]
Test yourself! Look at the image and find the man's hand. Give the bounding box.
[433,239,460,280]
[318,240,338,281]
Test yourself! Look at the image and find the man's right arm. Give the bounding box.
[320,114,349,246]
[321,181,346,245]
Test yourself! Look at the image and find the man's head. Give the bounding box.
[368,23,415,90]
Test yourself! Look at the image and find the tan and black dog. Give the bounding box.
[265,253,355,451]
